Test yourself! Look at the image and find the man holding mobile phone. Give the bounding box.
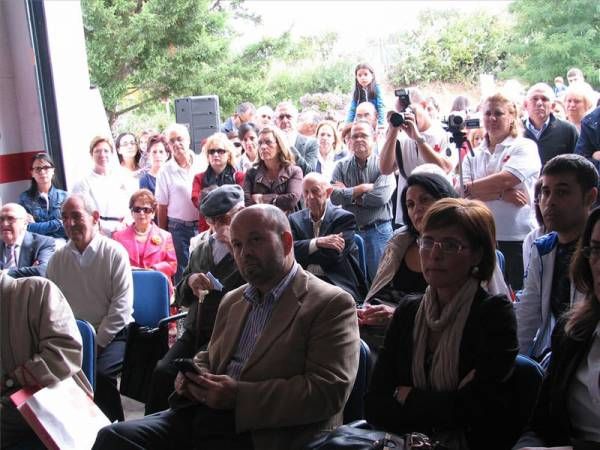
[94,204,360,450]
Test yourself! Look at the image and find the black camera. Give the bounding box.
[394,88,411,111]
[389,106,412,127]
[443,112,480,132]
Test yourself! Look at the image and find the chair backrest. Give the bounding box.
[76,319,96,389]
[354,234,368,282]
[511,354,545,437]
[343,339,372,423]
[132,270,170,328]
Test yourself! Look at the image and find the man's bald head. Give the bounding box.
[230,205,294,292]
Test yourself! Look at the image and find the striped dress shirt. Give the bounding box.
[226,263,299,380]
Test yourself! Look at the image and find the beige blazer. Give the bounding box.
[0,272,92,395]
[194,266,360,450]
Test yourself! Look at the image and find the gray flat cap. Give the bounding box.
[200,184,244,217]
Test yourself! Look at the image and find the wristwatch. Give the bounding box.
[415,136,426,145]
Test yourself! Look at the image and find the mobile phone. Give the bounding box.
[171,358,199,374]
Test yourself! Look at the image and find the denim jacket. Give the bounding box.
[18,187,68,239]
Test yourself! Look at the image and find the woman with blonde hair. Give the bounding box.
[564,84,596,132]
[242,126,302,214]
[315,120,347,181]
[191,132,244,232]
[462,92,540,291]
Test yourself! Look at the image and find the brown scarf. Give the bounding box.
[411,277,478,391]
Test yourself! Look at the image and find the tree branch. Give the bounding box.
[113,95,161,117]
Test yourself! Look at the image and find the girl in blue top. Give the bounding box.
[346,63,385,126]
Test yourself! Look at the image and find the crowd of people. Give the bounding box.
[2,64,600,450]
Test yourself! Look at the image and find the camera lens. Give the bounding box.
[390,112,405,127]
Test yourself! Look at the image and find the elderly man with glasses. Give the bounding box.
[0,203,55,277]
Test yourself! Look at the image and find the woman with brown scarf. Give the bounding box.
[365,198,518,450]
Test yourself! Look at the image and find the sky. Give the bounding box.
[234,1,512,52]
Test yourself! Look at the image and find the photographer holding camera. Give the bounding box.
[379,88,457,225]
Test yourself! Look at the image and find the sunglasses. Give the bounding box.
[233,142,243,148]
[131,206,154,214]
[277,114,293,120]
[207,148,228,156]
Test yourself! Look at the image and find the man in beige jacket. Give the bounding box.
[0,271,91,447]
[94,205,360,450]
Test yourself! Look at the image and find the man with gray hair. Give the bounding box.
[275,100,318,175]
[47,193,133,422]
[0,203,54,277]
[221,102,256,134]
[523,82,578,166]
[145,185,246,414]
[379,88,455,225]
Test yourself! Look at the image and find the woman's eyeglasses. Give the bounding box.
[417,237,469,255]
[32,166,54,173]
[582,246,600,259]
[132,206,154,214]
[207,148,227,156]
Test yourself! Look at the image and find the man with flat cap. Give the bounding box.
[145,184,246,414]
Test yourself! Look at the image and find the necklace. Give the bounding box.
[134,227,150,236]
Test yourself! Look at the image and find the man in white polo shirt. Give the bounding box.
[47,193,133,422]
[156,123,207,282]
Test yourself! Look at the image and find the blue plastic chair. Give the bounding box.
[354,234,368,283]
[343,339,372,423]
[131,270,170,328]
[76,319,96,389]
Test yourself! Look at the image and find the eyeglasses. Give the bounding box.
[582,246,600,259]
[417,237,469,255]
[32,166,54,173]
[258,139,275,147]
[207,148,228,156]
[0,215,24,224]
[277,114,293,120]
[131,206,154,214]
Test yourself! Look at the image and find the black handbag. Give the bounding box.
[306,421,447,450]
[306,422,404,450]
[119,323,169,403]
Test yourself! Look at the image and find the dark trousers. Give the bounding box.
[168,220,197,284]
[92,406,254,450]
[1,395,43,449]
[145,330,196,415]
[95,327,128,422]
[498,240,524,291]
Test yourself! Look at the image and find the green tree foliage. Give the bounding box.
[505,0,600,87]
[82,0,232,125]
[386,9,511,86]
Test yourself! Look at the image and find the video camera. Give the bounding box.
[389,88,412,127]
[442,112,480,133]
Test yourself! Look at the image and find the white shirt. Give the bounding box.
[462,136,541,241]
[46,234,133,347]
[155,151,206,222]
[72,170,137,234]
[395,123,454,224]
[567,321,600,442]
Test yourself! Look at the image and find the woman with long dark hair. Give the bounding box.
[18,153,68,241]
[515,208,600,449]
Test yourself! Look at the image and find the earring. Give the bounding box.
[471,266,480,276]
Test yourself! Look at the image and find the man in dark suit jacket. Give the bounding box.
[275,101,318,174]
[289,172,367,303]
[93,204,359,450]
[523,83,578,167]
[0,203,55,278]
